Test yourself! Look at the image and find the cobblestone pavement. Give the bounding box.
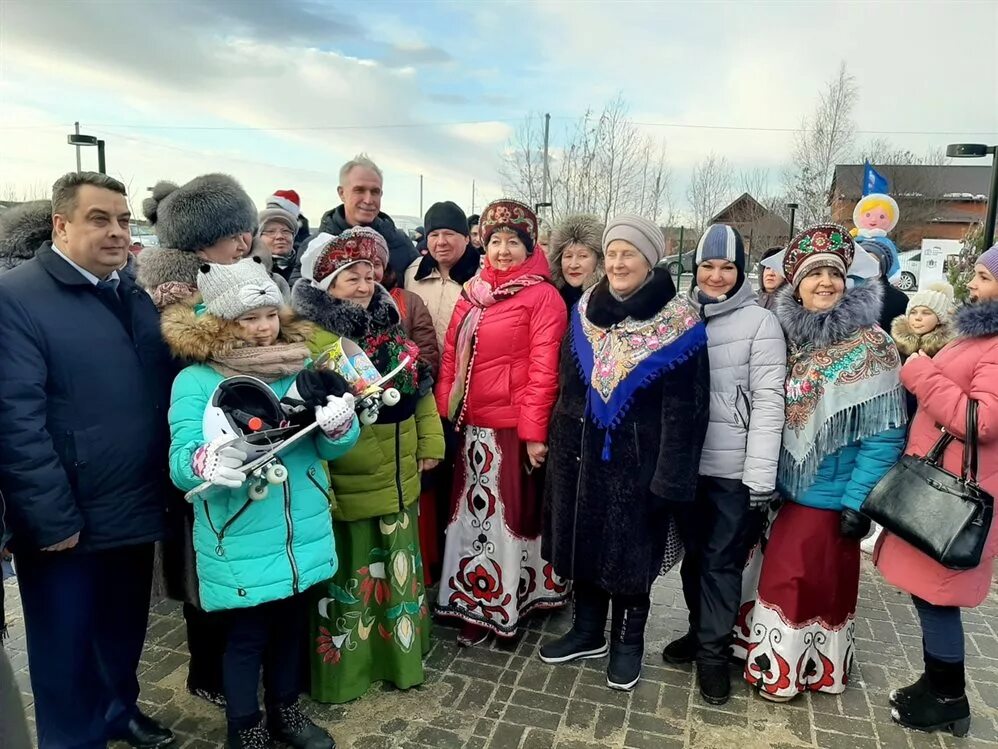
[4,560,998,749]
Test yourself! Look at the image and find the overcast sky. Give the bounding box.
[1,0,996,224]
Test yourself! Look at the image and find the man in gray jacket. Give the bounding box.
[664,224,786,705]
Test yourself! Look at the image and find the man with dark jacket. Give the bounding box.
[290,154,417,285]
[0,172,176,749]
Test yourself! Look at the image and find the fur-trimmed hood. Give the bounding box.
[136,245,204,290]
[775,280,883,348]
[890,314,956,358]
[160,303,312,362]
[955,299,998,339]
[0,200,51,272]
[549,213,605,290]
[291,280,400,340]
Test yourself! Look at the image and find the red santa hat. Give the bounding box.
[267,189,301,219]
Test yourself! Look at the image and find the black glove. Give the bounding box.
[281,368,350,426]
[748,489,780,512]
[839,508,871,540]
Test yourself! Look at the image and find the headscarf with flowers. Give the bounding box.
[571,276,706,461]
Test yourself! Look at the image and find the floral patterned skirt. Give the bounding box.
[310,504,430,704]
[436,426,570,637]
[742,503,859,699]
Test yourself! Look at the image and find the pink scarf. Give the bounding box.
[447,258,547,424]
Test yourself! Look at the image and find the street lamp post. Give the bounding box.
[786,202,799,242]
[946,143,998,250]
[67,132,107,174]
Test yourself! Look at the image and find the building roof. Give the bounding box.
[710,192,791,231]
[830,164,991,202]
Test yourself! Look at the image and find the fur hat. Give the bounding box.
[197,257,283,320]
[0,200,52,272]
[907,281,955,322]
[480,199,537,253]
[603,214,666,269]
[783,223,856,290]
[549,214,605,289]
[146,174,257,252]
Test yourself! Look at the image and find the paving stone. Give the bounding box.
[510,688,568,714]
[490,721,526,749]
[503,704,563,731]
[564,699,594,730]
[594,704,625,740]
[624,729,684,748]
[814,730,879,749]
[413,726,465,748]
[521,728,556,749]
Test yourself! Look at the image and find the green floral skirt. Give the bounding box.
[309,504,430,703]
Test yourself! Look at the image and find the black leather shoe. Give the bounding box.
[268,701,335,749]
[109,713,176,748]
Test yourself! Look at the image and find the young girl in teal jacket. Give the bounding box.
[164,258,358,749]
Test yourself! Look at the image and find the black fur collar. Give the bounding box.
[291,280,399,339]
[956,299,998,338]
[586,267,677,328]
[775,280,883,347]
[413,244,481,284]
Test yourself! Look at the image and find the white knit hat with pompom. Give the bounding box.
[906,281,955,322]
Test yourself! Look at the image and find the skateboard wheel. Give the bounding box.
[248,483,269,501]
[382,388,401,407]
[360,409,377,426]
[266,464,288,485]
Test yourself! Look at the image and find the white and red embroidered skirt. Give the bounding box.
[742,503,859,699]
[436,426,569,636]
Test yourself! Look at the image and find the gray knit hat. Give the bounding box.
[257,207,297,236]
[602,214,665,268]
[197,257,283,319]
[145,174,257,252]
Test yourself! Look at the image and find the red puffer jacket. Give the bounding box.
[436,250,567,444]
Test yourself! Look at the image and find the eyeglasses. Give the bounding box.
[262,228,294,239]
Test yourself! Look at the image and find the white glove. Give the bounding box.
[192,437,248,489]
[315,392,355,439]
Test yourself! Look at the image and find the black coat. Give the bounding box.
[879,278,909,332]
[542,271,710,595]
[0,244,175,553]
[304,205,418,280]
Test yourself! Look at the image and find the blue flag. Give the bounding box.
[863,161,889,196]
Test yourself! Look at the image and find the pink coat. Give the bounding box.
[875,320,998,608]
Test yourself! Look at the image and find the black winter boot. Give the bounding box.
[606,594,650,691]
[662,631,698,665]
[268,701,336,749]
[539,584,610,664]
[697,661,731,705]
[227,720,272,749]
[890,656,971,737]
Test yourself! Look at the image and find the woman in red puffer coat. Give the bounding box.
[435,199,570,647]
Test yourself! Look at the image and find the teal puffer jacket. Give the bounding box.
[168,363,359,612]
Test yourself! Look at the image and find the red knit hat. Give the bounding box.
[267,190,301,218]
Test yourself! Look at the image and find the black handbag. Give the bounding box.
[862,399,993,570]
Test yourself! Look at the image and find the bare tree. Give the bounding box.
[0,182,49,202]
[786,62,858,224]
[499,114,546,208]
[500,95,673,225]
[687,153,734,236]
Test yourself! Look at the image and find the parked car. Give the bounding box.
[661,252,695,279]
[896,250,920,291]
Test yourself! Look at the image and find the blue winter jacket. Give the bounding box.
[0,244,175,552]
[168,364,359,612]
[781,427,907,512]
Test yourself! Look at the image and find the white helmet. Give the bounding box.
[202,376,295,461]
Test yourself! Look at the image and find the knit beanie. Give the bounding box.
[256,207,297,236]
[267,190,301,219]
[907,281,955,322]
[424,201,469,236]
[977,244,998,280]
[145,174,257,252]
[695,223,746,270]
[302,226,382,292]
[603,214,666,269]
[480,199,538,253]
[197,257,284,320]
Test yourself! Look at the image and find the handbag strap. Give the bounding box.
[963,399,980,482]
[926,430,955,464]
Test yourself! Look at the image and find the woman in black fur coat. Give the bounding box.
[541,215,710,692]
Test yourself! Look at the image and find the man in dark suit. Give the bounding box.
[0,172,176,749]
